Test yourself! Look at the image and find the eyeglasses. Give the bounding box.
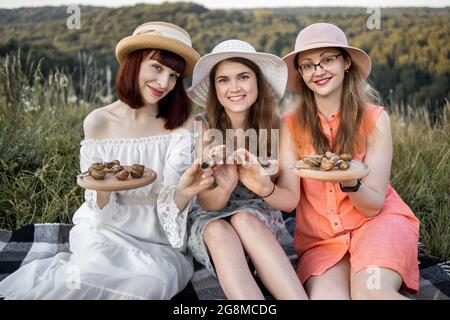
[297,54,343,76]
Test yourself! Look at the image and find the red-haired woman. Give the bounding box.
[0,22,214,300]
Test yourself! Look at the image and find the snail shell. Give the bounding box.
[106,160,120,169]
[339,161,350,170]
[329,156,341,164]
[90,162,105,171]
[325,151,339,159]
[90,169,106,180]
[303,157,321,167]
[130,164,145,178]
[320,158,335,171]
[340,154,352,162]
[111,165,124,175]
[115,170,129,180]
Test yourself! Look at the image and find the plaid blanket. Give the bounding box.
[1,215,449,300]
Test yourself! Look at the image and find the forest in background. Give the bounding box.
[0,3,448,114]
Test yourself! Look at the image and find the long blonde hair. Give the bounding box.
[206,57,280,156]
[292,48,380,155]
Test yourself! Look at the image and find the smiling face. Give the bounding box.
[296,47,351,99]
[138,58,180,106]
[214,60,258,117]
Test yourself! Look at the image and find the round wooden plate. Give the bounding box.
[292,160,370,182]
[77,166,157,191]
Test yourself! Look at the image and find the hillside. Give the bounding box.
[0,2,448,111]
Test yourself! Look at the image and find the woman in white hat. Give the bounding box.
[246,23,420,299]
[0,22,214,299]
[186,39,308,300]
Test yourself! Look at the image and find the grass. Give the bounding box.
[0,51,449,261]
[390,103,450,260]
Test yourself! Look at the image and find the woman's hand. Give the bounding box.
[213,162,239,194]
[96,191,112,209]
[233,148,274,197]
[176,161,215,200]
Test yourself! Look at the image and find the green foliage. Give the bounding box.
[0,3,448,112]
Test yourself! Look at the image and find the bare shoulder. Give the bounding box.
[83,104,115,139]
[368,110,392,144]
[376,110,391,128]
[372,110,391,136]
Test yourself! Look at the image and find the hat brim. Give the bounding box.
[187,51,287,107]
[115,34,200,78]
[282,43,372,93]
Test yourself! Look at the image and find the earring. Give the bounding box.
[345,70,349,73]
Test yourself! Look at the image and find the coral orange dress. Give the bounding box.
[283,103,420,292]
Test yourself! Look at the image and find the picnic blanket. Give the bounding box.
[1,214,449,300]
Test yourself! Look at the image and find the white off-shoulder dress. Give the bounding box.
[0,132,195,299]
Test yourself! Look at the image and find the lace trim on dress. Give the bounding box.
[85,190,119,227]
[156,184,190,249]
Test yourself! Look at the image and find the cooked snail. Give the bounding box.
[130,164,145,178]
[83,161,147,181]
[115,169,129,180]
[111,165,124,175]
[340,154,352,162]
[106,160,120,169]
[89,162,106,171]
[320,158,336,171]
[90,169,106,180]
[338,161,350,170]
[298,151,353,171]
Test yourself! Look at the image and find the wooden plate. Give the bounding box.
[292,160,370,182]
[77,166,157,191]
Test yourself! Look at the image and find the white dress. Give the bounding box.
[0,131,195,299]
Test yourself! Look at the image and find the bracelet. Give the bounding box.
[261,183,276,198]
[339,179,361,193]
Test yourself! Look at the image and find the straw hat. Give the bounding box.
[187,39,288,107]
[283,23,372,93]
[115,21,200,77]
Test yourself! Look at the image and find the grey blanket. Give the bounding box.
[1,216,449,300]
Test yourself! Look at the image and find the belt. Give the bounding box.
[116,193,158,206]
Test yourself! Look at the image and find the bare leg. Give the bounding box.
[204,219,264,299]
[305,254,351,300]
[230,211,308,300]
[350,266,410,300]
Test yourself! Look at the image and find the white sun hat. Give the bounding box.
[187,39,288,107]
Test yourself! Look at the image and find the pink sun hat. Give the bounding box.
[282,23,372,93]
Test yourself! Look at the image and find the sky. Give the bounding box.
[0,0,449,9]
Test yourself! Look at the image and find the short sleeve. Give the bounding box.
[156,132,195,248]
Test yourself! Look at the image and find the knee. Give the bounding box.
[204,219,235,247]
[229,211,260,231]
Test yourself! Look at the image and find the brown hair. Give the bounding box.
[115,49,191,130]
[292,48,380,155]
[205,57,280,156]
